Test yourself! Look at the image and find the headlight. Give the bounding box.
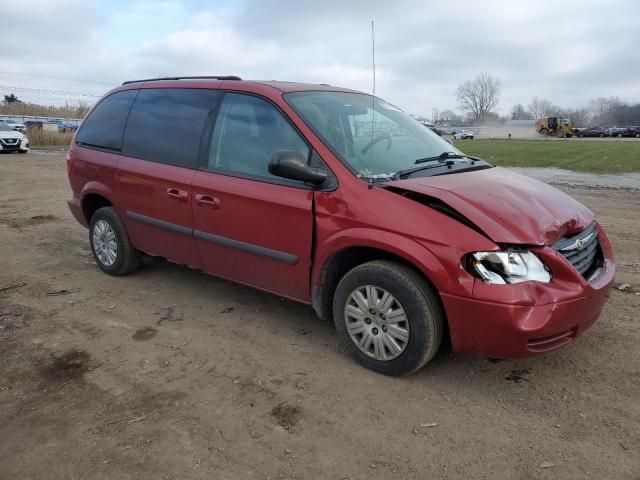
[468,251,551,284]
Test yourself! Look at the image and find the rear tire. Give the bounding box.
[333,261,444,376]
[89,207,141,276]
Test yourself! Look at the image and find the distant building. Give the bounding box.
[504,119,535,129]
[410,115,435,127]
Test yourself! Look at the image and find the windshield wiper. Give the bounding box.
[392,152,467,180]
[413,151,466,164]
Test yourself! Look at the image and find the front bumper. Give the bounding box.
[441,226,615,359]
[0,137,28,152]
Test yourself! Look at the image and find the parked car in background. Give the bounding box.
[605,127,627,138]
[453,129,474,140]
[438,125,466,135]
[0,124,29,153]
[67,77,614,376]
[577,127,608,138]
[60,121,79,133]
[621,126,640,138]
[0,119,26,133]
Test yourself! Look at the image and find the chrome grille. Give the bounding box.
[553,223,601,278]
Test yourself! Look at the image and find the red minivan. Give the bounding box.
[67,76,614,375]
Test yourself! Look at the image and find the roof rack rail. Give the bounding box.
[122,75,242,85]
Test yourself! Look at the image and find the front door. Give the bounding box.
[192,92,314,301]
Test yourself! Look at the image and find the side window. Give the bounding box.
[76,90,137,150]
[208,93,310,180]
[122,88,220,168]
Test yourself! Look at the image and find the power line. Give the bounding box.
[0,84,103,98]
[0,70,114,87]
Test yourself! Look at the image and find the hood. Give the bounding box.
[386,167,594,245]
[0,130,24,139]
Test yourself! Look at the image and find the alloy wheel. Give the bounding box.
[344,285,410,361]
[92,219,118,267]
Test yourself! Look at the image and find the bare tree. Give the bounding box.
[456,73,501,122]
[555,107,590,128]
[438,109,463,124]
[527,97,555,119]
[589,97,623,125]
[75,100,91,118]
[511,103,533,120]
[431,107,439,123]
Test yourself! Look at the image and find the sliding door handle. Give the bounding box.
[195,193,220,209]
[166,188,189,202]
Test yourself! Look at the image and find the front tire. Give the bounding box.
[89,207,141,276]
[333,261,444,376]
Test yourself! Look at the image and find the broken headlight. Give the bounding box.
[468,251,551,284]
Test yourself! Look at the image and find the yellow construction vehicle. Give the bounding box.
[536,117,573,138]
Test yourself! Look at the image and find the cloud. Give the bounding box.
[0,0,638,114]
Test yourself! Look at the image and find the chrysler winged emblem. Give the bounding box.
[561,232,594,252]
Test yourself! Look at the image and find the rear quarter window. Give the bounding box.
[76,90,138,150]
[122,88,220,168]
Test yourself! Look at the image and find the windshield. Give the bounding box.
[285,91,463,179]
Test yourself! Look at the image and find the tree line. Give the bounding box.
[511,96,640,128]
[434,73,640,128]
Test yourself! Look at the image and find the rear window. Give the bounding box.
[122,88,220,168]
[76,90,137,150]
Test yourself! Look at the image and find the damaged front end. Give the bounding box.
[379,168,615,358]
[383,167,595,246]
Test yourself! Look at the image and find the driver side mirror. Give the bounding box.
[268,150,327,186]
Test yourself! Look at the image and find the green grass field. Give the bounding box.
[453,139,640,174]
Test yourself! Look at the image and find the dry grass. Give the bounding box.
[0,101,89,119]
[26,128,74,149]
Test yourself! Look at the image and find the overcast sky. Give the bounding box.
[1,0,638,116]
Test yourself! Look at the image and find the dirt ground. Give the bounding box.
[1,152,639,480]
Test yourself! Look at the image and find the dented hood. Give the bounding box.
[387,167,594,245]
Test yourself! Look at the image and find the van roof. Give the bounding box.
[119,76,361,94]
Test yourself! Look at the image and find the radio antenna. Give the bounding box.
[371,20,376,97]
[370,20,376,158]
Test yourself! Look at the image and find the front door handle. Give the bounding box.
[195,193,220,209]
[167,188,189,202]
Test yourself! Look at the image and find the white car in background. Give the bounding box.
[0,119,27,133]
[0,124,29,153]
[453,128,475,139]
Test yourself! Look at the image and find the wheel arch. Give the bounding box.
[80,183,116,223]
[311,230,449,323]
